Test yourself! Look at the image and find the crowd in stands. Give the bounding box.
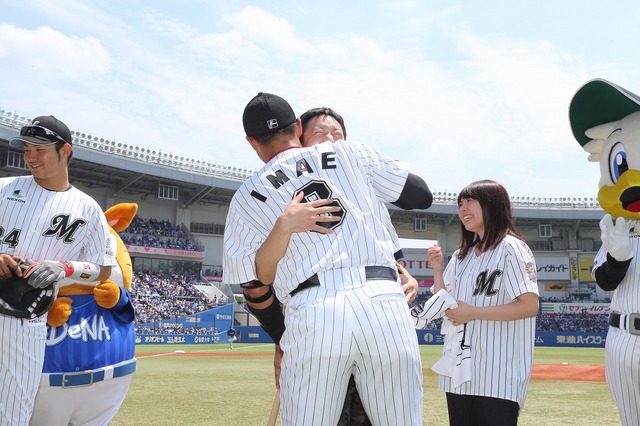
[411,291,609,332]
[130,271,222,326]
[136,325,220,335]
[120,217,197,251]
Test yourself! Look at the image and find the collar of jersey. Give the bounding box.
[269,145,301,161]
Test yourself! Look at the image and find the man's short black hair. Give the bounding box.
[300,107,347,142]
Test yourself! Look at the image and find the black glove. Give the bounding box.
[0,274,56,319]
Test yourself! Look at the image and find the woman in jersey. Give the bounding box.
[427,179,539,426]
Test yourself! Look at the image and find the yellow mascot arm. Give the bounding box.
[93,280,122,309]
[47,297,73,328]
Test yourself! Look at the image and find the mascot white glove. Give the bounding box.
[600,214,633,261]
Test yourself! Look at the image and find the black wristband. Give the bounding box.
[244,286,273,304]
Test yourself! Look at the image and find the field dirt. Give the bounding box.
[531,364,605,382]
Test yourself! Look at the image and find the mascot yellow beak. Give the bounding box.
[598,170,640,218]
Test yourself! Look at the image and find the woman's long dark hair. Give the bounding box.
[456,180,525,260]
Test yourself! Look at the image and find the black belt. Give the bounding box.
[609,312,640,336]
[290,266,398,297]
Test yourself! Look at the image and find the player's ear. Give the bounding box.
[246,136,259,152]
[61,144,72,159]
[295,118,303,137]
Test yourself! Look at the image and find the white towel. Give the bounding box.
[432,319,472,388]
[410,288,458,329]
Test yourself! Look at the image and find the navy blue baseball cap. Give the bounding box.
[10,115,73,147]
[242,92,296,137]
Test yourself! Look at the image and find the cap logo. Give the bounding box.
[267,119,279,130]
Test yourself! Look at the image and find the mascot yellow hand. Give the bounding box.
[93,280,121,309]
[47,297,73,328]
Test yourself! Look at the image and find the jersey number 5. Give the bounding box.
[294,180,346,231]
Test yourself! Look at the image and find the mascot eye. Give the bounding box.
[609,142,629,182]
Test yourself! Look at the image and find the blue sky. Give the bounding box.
[1,0,639,198]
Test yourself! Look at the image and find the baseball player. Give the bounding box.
[227,325,237,349]
[427,180,538,426]
[0,115,116,424]
[223,93,432,426]
[262,106,422,426]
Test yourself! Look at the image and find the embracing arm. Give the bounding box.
[255,192,341,284]
[392,173,433,210]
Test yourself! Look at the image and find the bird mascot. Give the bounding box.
[30,203,138,425]
[569,78,640,426]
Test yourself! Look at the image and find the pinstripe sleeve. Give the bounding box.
[222,199,264,285]
[84,201,117,266]
[503,237,538,300]
[344,140,409,203]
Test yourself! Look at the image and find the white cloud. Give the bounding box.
[0,23,111,82]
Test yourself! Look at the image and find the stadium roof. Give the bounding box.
[0,113,605,231]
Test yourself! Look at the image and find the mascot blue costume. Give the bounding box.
[30,203,137,426]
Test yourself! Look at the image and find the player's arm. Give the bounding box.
[427,244,446,293]
[392,173,433,210]
[255,192,341,284]
[447,293,539,324]
[397,262,419,303]
[242,283,285,345]
[16,258,112,288]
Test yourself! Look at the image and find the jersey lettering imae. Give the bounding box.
[223,140,409,302]
[439,235,538,408]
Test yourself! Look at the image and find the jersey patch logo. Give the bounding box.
[6,189,26,204]
[42,214,87,243]
[294,180,346,231]
[473,269,502,296]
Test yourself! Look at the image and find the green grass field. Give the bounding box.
[111,344,620,426]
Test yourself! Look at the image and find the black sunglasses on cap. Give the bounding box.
[20,125,69,145]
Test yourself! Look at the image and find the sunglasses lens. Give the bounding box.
[20,126,65,144]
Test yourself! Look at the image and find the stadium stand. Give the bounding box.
[130,271,220,323]
[120,217,200,251]
[0,110,614,337]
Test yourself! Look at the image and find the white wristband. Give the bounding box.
[61,260,102,283]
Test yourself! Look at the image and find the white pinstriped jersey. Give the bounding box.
[0,176,115,265]
[593,218,640,426]
[223,140,409,303]
[439,235,538,408]
[0,175,116,425]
